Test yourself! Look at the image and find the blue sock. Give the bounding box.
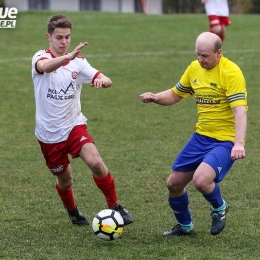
[212,200,227,212]
[203,183,224,209]
[168,191,192,226]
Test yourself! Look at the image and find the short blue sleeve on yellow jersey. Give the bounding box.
[172,56,247,142]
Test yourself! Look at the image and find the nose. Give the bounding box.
[197,55,203,62]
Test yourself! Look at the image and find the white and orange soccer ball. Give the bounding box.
[92,209,124,241]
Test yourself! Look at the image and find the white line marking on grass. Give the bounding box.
[0,49,259,63]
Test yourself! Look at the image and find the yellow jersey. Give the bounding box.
[172,56,247,142]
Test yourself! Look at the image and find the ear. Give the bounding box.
[217,48,222,57]
[46,33,51,41]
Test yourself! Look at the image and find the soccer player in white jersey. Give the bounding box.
[140,32,247,236]
[201,0,231,42]
[32,14,133,226]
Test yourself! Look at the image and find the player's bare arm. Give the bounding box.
[231,105,247,160]
[139,89,182,106]
[91,73,112,88]
[37,42,88,73]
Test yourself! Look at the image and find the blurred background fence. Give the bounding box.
[1,0,260,14]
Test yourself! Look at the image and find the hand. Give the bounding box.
[91,78,108,88]
[139,92,156,103]
[91,73,112,88]
[231,143,246,160]
[67,42,88,60]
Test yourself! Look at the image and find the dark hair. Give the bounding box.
[47,14,72,34]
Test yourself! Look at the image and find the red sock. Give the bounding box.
[55,182,76,211]
[219,34,225,42]
[93,172,118,208]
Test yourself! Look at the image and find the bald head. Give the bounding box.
[196,32,222,53]
[195,32,223,70]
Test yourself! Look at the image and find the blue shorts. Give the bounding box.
[172,133,235,183]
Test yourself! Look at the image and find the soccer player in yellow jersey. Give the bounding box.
[139,32,247,236]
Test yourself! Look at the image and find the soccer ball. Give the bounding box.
[92,209,124,241]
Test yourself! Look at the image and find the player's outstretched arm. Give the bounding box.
[139,89,182,106]
[91,73,112,88]
[37,42,88,73]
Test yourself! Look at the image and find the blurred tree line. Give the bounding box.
[163,0,260,13]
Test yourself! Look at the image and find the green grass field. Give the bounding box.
[0,11,260,260]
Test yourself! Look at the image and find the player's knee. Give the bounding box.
[58,179,73,190]
[166,178,182,193]
[193,175,208,192]
[88,157,105,173]
[211,26,223,36]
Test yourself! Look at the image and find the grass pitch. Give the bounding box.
[0,11,260,260]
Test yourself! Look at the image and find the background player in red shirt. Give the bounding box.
[201,0,231,42]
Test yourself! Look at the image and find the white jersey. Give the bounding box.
[32,49,99,143]
[204,0,229,16]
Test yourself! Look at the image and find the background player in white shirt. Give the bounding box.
[201,0,231,42]
[32,14,133,226]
